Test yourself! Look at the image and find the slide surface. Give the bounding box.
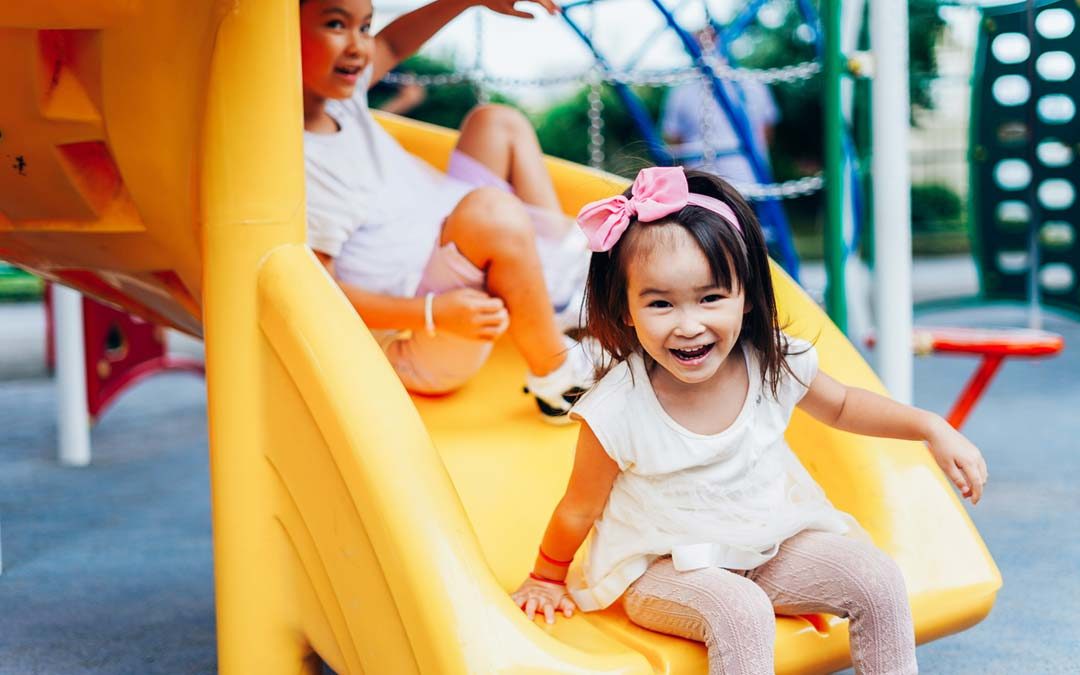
[0,3,999,672]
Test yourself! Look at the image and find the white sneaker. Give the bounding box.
[524,337,600,424]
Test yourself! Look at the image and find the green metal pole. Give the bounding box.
[822,0,847,333]
[856,66,873,270]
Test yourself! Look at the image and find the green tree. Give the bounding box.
[369,54,520,130]
[534,84,667,177]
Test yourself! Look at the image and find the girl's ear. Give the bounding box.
[623,312,634,327]
[743,299,753,315]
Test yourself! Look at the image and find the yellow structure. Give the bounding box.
[0,2,999,673]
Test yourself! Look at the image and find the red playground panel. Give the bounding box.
[44,284,204,421]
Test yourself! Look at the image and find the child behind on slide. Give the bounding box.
[511,167,989,673]
[300,0,593,421]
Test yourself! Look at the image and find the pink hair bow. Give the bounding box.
[575,166,740,252]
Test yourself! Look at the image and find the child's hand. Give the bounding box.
[477,0,560,19]
[434,288,509,341]
[926,418,989,504]
[511,577,576,624]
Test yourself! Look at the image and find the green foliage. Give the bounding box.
[909,0,948,111]
[911,183,964,233]
[534,85,667,177]
[369,55,521,129]
[0,263,42,301]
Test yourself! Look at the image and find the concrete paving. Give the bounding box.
[1,260,1077,674]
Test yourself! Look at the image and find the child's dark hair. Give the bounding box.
[583,170,797,398]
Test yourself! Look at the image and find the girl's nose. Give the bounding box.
[673,312,706,338]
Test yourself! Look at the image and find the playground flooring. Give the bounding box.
[0,276,1077,673]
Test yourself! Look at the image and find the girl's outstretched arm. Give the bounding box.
[372,0,559,83]
[798,371,989,504]
[511,421,620,624]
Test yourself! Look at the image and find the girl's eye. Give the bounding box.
[326,19,345,29]
[647,300,672,309]
[702,294,725,303]
[360,23,371,34]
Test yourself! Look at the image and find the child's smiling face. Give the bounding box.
[624,224,749,387]
[300,0,375,101]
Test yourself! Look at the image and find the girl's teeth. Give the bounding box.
[672,344,712,360]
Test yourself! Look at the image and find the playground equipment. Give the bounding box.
[42,285,204,419]
[970,0,1079,322]
[0,1,999,673]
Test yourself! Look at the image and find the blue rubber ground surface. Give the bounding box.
[1,304,1077,674]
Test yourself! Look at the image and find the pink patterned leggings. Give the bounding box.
[623,530,917,674]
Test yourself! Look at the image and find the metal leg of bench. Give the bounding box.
[946,354,1005,430]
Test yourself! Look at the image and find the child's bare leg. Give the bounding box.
[454,104,561,213]
[441,187,566,376]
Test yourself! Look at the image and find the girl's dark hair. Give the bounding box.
[583,170,798,398]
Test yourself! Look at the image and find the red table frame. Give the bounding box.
[912,327,1064,429]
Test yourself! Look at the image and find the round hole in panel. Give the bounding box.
[1039,263,1075,293]
[992,75,1030,107]
[1036,140,1074,167]
[997,251,1029,273]
[995,200,1031,230]
[991,32,1031,63]
[795,24,815,43]
[1038,179,1076,210]
[757,2,786,29]
[997,121,1029,145]
[994,159,1032,190]
[1036,52,1075,81]
[1037,94,1076,124]
[1036,8,1075,40]
[1040,221,1075,249]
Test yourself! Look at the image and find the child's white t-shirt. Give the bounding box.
[303,65,471,300]
[567,338,859,612]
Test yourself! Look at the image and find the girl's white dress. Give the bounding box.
[567,338,860,611]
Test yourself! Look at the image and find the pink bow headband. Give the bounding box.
[575,167,742,253]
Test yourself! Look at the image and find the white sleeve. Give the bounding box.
[569,367,633,471]
[305,207,351,257]
[303,163,357,258]
[777,337,819,411]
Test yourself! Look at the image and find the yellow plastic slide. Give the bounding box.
[0,2,999,673]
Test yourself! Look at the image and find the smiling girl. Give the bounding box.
[511,167,989,674]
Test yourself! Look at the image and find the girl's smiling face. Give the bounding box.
[300,0,375,102]
[624,224,749,387]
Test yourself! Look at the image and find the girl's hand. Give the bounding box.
[926,417,989,504]
[511,577,576,624]
[476,0,560,20]
[433,288,509,341]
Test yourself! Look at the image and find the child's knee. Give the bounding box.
[691,573,776,642]
[451,188,531,244]
[465,103,530,136]
[846,547,911,618]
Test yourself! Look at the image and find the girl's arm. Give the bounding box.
[798,371,989,504]
[315,251,508,339]
[511,421,620,623]
[371,0,559,83]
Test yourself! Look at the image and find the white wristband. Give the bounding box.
[424,292,437,337]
